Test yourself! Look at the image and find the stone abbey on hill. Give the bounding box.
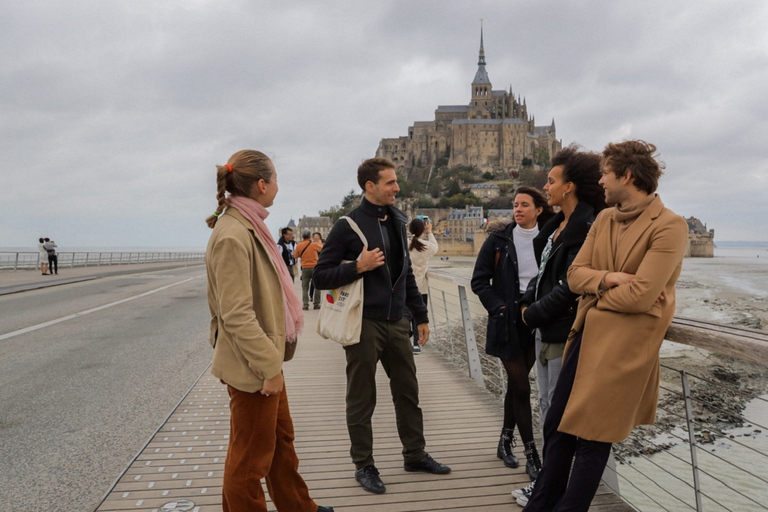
[376,27,562,177]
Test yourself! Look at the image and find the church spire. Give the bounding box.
[478,20,486,66]
[472,20,490,86]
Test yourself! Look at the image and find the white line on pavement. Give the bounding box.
[0,275,205,342]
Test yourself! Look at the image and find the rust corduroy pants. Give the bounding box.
[223,382,317,512]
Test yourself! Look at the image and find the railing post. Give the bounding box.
[14,252,19,272]
[427,290,436,330]
[681,370,704,512]
[458,285,484,387]
[440,290,452,361]
[601,452,621,496]
[85,252,89,267]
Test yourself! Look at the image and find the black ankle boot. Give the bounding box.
[496,428,519,468]
[524,441,542,481]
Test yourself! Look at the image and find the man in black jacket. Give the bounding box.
[314,157,450,494]
[276,227,297,281]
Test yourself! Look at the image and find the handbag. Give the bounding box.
[316,216,367,346]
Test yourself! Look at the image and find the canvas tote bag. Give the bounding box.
[316,216,367,346]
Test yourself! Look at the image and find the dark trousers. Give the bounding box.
[344,317,426,469]
[223,381,317,512]
[48,255,58,274]
[301,267,320,307]
[524,334,612,512]
[287,263,295,282]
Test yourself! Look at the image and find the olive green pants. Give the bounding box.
[344,317,427,469]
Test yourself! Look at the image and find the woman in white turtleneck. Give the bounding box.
[471,186,554,480]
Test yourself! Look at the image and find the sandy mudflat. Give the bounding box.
[675,247,768,330]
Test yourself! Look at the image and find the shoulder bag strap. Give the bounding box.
[297,240,311,259]
[339,216,369,261]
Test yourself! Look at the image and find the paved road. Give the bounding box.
[0,265,212,512]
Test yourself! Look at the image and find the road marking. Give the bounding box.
[0,275,205,341]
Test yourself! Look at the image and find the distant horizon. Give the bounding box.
[4,240,768,252]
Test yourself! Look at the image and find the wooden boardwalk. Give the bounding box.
[94,322,632,511]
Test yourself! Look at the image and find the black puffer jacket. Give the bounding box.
[471,221,533,360]
[313,197,428,324]
[520,200,596,344]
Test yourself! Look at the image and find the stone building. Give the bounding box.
[685,216,715,258]
[470,183,500,201]
[445,205,483,241]
[297,216,333,241]
[376,27,562,177]
[487,208,514,221]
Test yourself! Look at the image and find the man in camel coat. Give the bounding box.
[523,140,688,512]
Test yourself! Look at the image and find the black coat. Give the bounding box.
[313,197,428,324]
[471,222,533,360]
[520,200,596,345]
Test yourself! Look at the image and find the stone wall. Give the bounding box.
[686,232,715,258]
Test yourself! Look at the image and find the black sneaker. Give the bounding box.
[355,465,386,494]
[403,454,451,474]
[316,507,335,512]
[413,343,422,354]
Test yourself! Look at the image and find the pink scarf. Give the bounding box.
[226,195,303,343]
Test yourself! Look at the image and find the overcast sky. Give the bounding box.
[2,0,766,249]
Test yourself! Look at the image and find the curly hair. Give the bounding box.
[601,140,664,194]
[551,145,607,214]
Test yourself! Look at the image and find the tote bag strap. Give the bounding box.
[339,216,368,260]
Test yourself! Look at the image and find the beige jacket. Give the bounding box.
[408,233,438,295]
[561,195,688,443]
[206,208,294,393]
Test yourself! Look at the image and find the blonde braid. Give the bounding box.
[205,165,230,228]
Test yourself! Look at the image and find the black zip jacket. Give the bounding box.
[313,197,428,324]
[520,200,596,344]
[470,221,535,359]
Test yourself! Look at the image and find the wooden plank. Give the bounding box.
[95,325,632,512]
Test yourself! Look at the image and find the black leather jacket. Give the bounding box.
[520,200,596,344]
[313,197,428,324]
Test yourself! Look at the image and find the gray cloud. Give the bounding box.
[1,0,767,249]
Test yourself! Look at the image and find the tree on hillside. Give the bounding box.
[415,197,435,208]
[534,147,551,167]
[488,196,513,209]
[341,189,358,208]
[428,180,442,198]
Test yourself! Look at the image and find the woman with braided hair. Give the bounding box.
[205,149,333,512]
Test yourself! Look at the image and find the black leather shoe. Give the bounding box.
[355,465,386,494]
[316,507,334,512]
[403,454,451,474]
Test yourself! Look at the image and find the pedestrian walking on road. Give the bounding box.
[43,238,58,275]
[37,238,49,275]
[293,230,323,310]
[205,149,333,512]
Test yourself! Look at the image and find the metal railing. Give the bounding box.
[0,252,205,272]
[426,269,768,512]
